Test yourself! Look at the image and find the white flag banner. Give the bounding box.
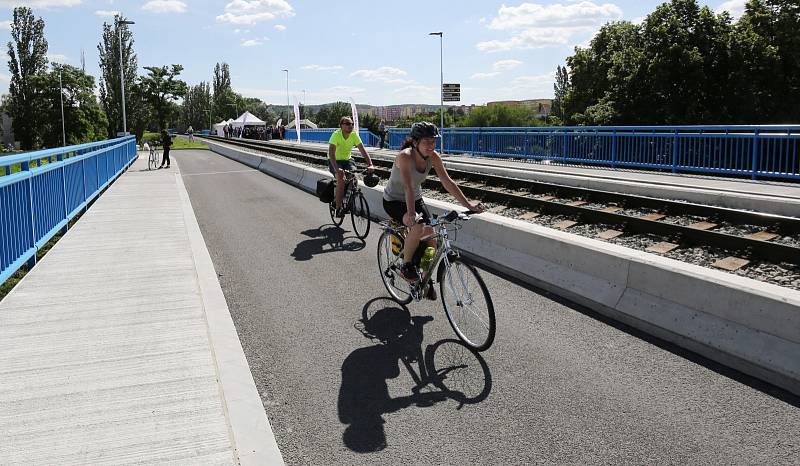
[349,97,359,133]
[276,118,282,126]
[293,100,301,143]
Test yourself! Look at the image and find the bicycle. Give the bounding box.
[376,210,496,351]
[148,143,161,170]
[329,168,371,240]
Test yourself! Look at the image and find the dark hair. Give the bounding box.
[400,137,414,150]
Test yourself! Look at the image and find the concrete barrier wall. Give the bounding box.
[207,140,800,396]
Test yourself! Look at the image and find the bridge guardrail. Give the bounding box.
[285,128,382,148]
[0,136,137,285]
[384,125,800,181]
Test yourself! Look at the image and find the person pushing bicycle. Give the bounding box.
[329,116,375,217]
[382,122,484,288]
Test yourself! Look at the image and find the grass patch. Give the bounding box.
[142,131,208,150]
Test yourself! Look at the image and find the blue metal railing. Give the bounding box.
[286,128,382,148]
[386,125,800,180]
[0,136,137,285]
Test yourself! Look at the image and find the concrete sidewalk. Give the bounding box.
[0,154,283,465]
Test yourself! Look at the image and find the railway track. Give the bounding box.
[200,135,800,272]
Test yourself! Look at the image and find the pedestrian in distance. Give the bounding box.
[378,119,386,149]
[159,129,172,169]
[187,125,194,142]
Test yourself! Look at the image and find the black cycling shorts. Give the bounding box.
[382,198,430,225]
[329,159,356,175]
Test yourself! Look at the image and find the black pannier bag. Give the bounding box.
[316,178,335,203]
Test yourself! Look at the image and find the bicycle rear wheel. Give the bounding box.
[377,230,413,304]
[148,151,157,170]
[439,257,495,351]
[351,192,371,239]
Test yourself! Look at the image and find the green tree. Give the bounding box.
[458,105,543,127]
[181,81,211,130]
[212,62,232,121]
[6,7,48,149]
[552,65,569,122]
[314,101,351,127]
[98,15,138,138]
[37,64,108,147]
[141,64,188,130]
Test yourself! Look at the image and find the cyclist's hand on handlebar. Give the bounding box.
[466,201,485,213]
[403,211,417,227]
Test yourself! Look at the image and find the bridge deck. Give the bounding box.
[0,154,282,465]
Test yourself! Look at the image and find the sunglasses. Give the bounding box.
[341,122,353,126]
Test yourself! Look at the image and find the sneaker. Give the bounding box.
[399,262,419,283]
[426,280,437,300]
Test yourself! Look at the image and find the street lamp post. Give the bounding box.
[58,66,66,147]
[429,31,444,152]
[115,18,135,136]
[282,69,289,124]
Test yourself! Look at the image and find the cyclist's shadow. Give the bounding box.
[338,297,492,453]
[291,224,365,261]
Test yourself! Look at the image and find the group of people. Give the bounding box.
[327,117,484,294]
[221,124,286,141]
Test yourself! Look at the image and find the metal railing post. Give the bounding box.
[24,159,36,267]
[611,129,617,168]
[751,128,760,180]
[671,130,678,173]
[562,129,568,163]
[58,151,68,232]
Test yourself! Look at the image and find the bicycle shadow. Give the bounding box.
[338,297,492,453]
[291,224,365,261]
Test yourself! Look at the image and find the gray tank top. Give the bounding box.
[383,150,432,202]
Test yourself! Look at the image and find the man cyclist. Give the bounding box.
[328,116,375,217]
[382,121,484,288]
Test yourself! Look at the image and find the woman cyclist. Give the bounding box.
[382,121,484,287]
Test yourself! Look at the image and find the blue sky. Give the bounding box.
[0,0,747,106]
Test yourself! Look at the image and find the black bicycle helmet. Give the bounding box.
[363,172,380,188]
[410,121,440,140]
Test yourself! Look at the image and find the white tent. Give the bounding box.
[287,118,318,129]
[212,120,228,135]
[231,111,266,128]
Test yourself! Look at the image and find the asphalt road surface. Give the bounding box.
[174,150,800,466]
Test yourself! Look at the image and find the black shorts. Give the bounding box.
[383,198,430,224]
[329,159,356,175]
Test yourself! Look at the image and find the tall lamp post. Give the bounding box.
[282,69,289,124]
[429,31,444,152]
[115,18,135,136]
[58,66,66,147]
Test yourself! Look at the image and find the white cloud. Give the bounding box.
[0,0,81,7]
[274,24,286,31]
[511,73,556,96]
[351,66,413,85]
[493,59,523,71]
[477,1,622,52]
[47,53,69,64]
[241,37,268,47]
[716,0,746,19]
[301,64,343,71]
[471,72,500,80]
[94,9,120,16]
[0,20,10,31]
[142,0,187,13]
[217,0,295,25]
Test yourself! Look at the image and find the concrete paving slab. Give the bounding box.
[0,155,283,465]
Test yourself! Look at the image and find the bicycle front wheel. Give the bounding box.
[440,257,496,351]
[377,230,412,304]
[329,201,344,226]
[351,192,371,239]
[148,151,157,170]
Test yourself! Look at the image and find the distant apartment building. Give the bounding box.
[376,106,402,123]
[487,99,552,118]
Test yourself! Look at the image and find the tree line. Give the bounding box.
[552,0,799,125]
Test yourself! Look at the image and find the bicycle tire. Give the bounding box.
[439,257,496,351]
[329,201,345,226]
[377,230,413,304]
[351,192,371,239]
